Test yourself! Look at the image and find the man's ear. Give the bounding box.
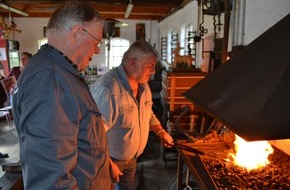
[130,58,136,68]
[69,25,82,45]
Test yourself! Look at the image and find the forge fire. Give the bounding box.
[202,146,290,189]
[228,135,274,171]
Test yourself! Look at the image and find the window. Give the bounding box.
[180,23,194,55]
[106,38,130,69]
[167,29,177,63]
[9,51,20,69]
[180,27,186,55]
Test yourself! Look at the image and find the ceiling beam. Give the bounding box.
[1,0,185,21]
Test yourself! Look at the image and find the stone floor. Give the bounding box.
[137,133,178,190]
[0,119,178,190]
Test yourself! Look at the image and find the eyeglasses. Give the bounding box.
[81,28,103,48]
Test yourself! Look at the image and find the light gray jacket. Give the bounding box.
[91,65,160,161]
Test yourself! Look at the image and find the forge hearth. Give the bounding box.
[177,143,290,190]
[202,146,290,189]
[175,116,290,189]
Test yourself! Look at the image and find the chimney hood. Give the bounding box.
[183,14,290,141]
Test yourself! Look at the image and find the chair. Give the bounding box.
[0,106,13,132]
[0,76,15,132]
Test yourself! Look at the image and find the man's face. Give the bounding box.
[21,55,29,67]
[134,56,156,84]
[77,21,103,70]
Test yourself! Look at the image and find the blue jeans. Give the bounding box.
[111,157,137,190]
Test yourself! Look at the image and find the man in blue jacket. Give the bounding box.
[12,1,110,189]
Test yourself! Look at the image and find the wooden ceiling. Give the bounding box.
[1,0,190,21]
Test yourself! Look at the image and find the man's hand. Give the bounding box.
[158,130,174,148]
[110,159,123,182]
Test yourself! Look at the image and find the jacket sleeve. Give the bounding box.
[18,70,79,190]
[149,110,161,127]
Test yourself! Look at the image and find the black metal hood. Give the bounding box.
[183,14,290,141]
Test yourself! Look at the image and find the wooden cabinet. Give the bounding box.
[161,70,206,114]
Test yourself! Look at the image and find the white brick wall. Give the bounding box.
[8,17,159,67]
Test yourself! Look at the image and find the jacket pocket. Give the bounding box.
[119,104,135,128]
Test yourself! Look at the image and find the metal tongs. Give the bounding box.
[173,142,205,155]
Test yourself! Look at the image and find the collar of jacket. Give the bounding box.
[117,65,145,93]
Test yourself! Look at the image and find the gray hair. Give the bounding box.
[122,40,158,65]
[46,0,104,34]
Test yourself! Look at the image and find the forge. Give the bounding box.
[175,13,290,190]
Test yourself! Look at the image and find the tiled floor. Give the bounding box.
[0,119,178,189]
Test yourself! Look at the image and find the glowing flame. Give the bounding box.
[229,135,274,171]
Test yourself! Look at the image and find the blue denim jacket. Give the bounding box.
[13,45,110,190]
[91,65,160,160]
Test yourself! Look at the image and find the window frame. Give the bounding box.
[167,29,177,63]
[105,37,130,69]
